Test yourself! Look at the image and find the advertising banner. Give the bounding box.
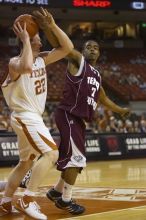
[124,133,146,156]
[85,135,102,160]
[0,134,18,165]
[0,132,146,165]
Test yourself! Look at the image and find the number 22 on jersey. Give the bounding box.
[34,77,46,95]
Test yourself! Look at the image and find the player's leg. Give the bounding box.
[0,158,33,216]
[47,167,79,201]
[14,116,58,220]
[47,176,64,201]
[55,168,85,215]
[0,114,36,217]
[47,109,86,215]
[15,151,58,220]
[27,150,58,192]
[19,169,32,188]
[0,169,32,191]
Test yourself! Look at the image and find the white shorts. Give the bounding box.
[11,112,57,161]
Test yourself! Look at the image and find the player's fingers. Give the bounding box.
[33,11,42,18]
[33,10,44,20]
[17,22,23,32]
[45,9,52,18]
[40,7,47,16]
[44,9,50,16]
[13,27,18,36]
[23,22,26,31]
[13,23,20,33]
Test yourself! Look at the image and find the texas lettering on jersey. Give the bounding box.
[30,68,46,78]
[30,67,47,95]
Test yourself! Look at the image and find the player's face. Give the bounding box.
[83,41,100,61]
[31,34,42,56]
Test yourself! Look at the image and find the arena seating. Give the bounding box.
[0,48,146,103]
[99,48,146,101]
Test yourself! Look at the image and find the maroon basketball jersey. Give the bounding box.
[59,57,101,122]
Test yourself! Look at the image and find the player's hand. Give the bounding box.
[119,108,131,119]
[13,22,30,43]
[32,7,55,30]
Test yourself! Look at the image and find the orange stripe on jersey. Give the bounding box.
[13,74,21,82]
[15,117,42,155]
[37,132,58,150]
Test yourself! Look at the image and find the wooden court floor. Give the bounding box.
[1,158,146,220]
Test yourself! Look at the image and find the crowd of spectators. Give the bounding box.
[0,99,146,134]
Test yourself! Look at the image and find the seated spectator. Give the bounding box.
[128,73,139,85]
[124,120,134,133]
[110,62,121,72]
[117,120,125,133]
[133,121,141,133]
[109,116,119,132]
[139,81,146,91]
[140,120,146,133]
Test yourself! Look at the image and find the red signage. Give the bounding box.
[73,0,112,8]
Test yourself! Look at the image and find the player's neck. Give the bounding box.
[88,59,97,68]
[33,53,38,62]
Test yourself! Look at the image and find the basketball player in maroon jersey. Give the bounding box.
[46,40,130,214]
[25,10,130,215]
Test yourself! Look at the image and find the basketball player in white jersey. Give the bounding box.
[0,8,73,220]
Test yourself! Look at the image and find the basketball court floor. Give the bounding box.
[0,158,146,220]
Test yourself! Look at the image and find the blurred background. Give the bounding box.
[0,0,146,165]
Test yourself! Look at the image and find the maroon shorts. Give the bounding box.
[55,108,86,171]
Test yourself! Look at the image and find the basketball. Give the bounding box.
[14,14,39,38]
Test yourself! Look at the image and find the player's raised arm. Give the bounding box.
[33,8,73,65]
[9,22,33,80]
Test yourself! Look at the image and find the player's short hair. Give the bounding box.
[82,40,100,51]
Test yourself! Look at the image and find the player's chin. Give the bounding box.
[89,54,97,59]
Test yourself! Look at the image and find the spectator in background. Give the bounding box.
[124,120,134,133]
[117,120,124,133]
[140,120,146,133]
[133,120,141,133]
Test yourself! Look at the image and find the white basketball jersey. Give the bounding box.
[2,57,47,115]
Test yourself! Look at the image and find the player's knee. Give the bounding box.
[43,150,58,165]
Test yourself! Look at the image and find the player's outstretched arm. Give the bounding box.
[33,8,59,49]
[33,8,83,72]
[33,7,73,65]
[99,87,130,118]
